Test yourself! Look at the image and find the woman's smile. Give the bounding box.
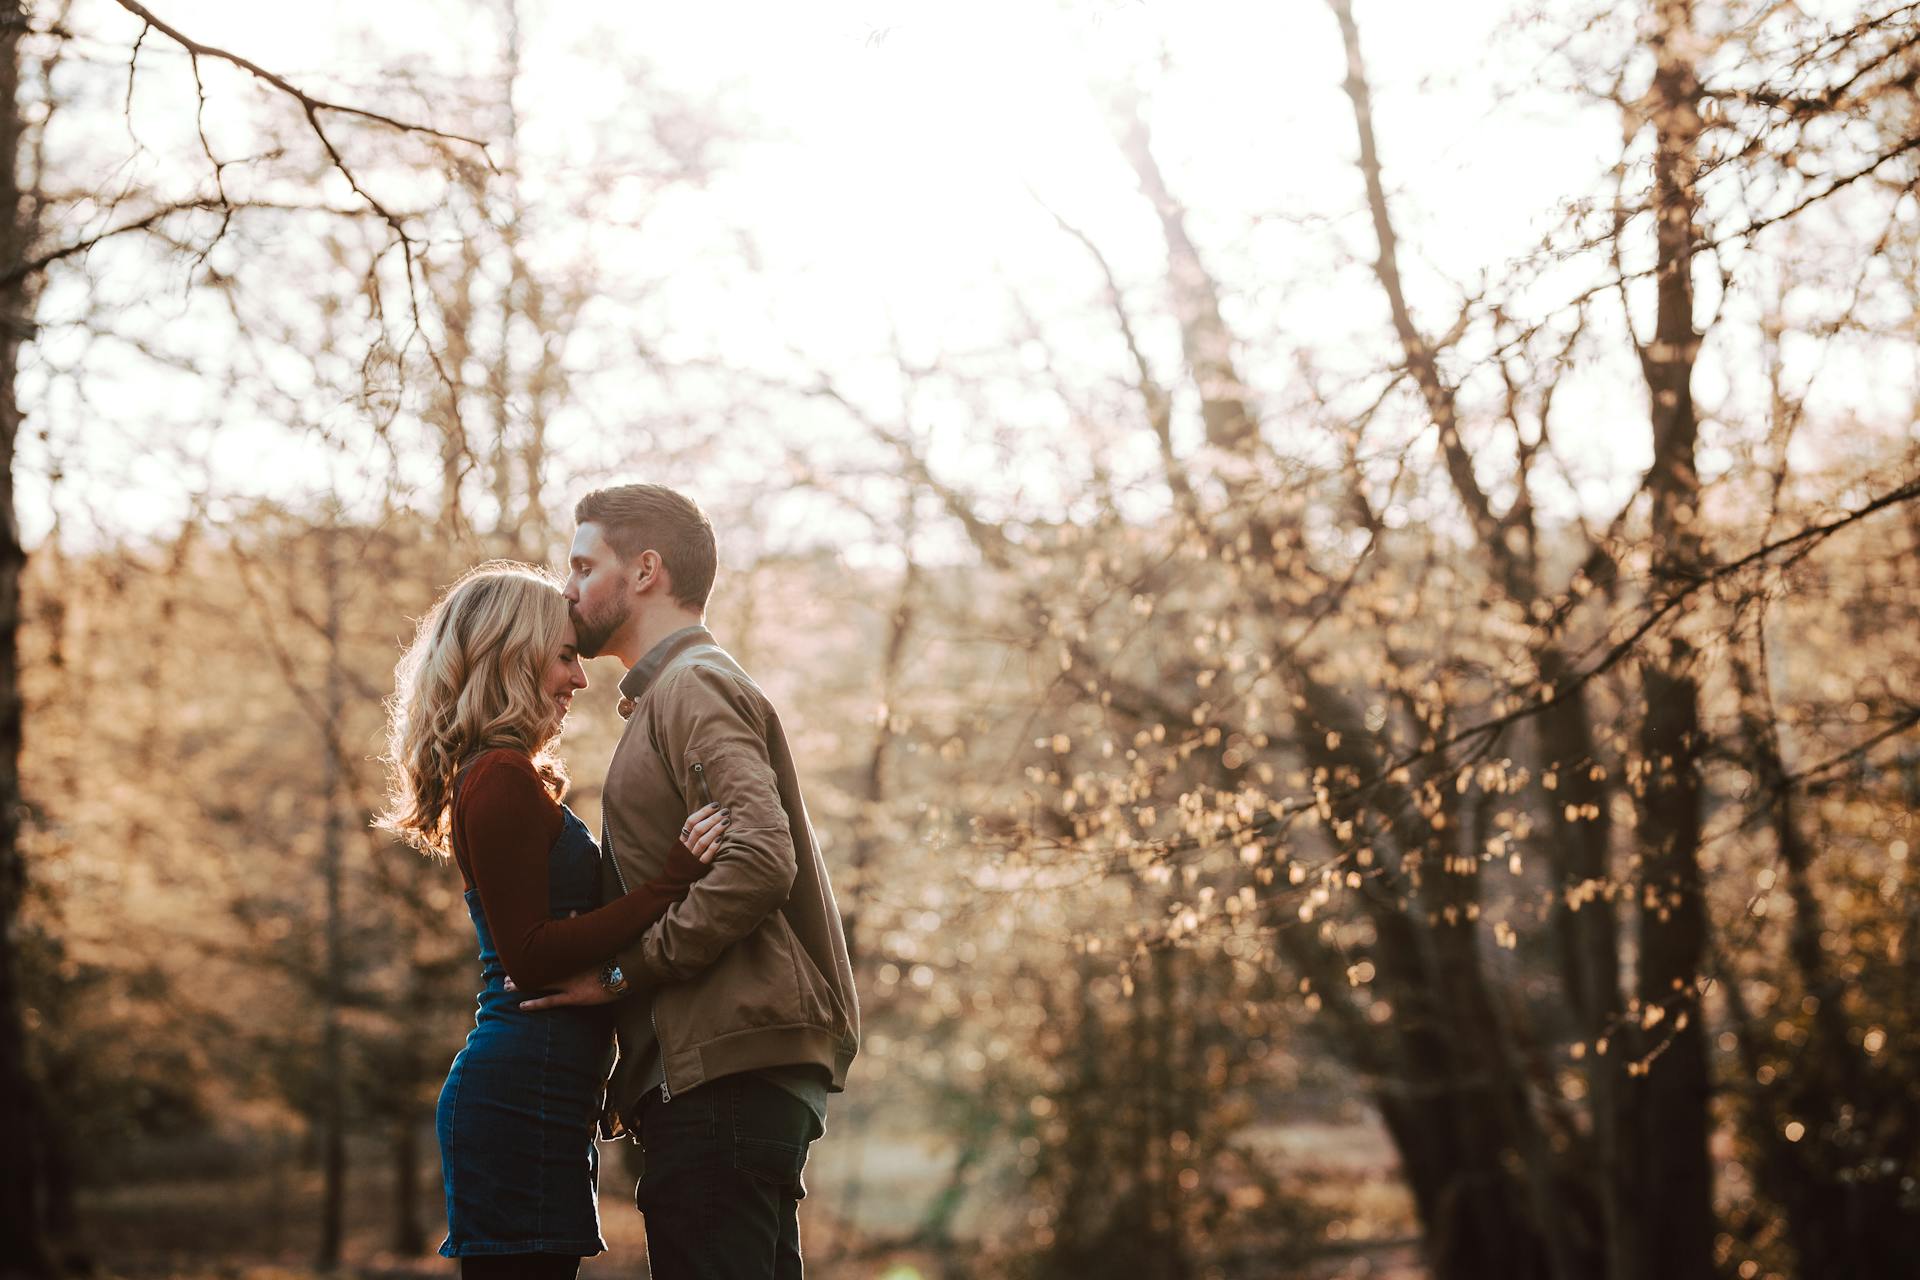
[543,624,589,724]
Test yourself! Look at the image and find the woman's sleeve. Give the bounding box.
[460,755,709,991]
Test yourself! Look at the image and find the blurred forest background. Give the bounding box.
[2,1,1917,1278]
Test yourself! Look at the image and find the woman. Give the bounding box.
[380,562,726,1279]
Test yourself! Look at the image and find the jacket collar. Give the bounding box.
[618,624,713,706]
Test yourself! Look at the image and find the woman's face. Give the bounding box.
[543,620,589,725]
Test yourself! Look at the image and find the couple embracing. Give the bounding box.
[380,484,859,1280]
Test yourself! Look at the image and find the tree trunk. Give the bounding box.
[1324,4,1626,1265]
[391,1111,423,1255]
[1052,951,1109,1266]
[317,519,349,1268]
[0,1,58,1272]
[388,954,430,1256]
[437,260,475,531]
[1624,6,1715,1277]
[1152,945,1191,1280]
[1431,785,1586,1280]
[1533,664,1626,1277]
[1727,646,1920,1272]
[833,527,916,1245]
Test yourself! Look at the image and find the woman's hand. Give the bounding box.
[513,966,619,1009]
[680,801,729,863]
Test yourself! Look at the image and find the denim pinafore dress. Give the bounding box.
[437,804,614,1258]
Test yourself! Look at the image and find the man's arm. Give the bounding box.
[512,803,728,1010]
[616,663,796,986]
[464,756,715,990]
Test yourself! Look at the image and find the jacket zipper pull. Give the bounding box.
[692,761,714,807]
[652,1003,672,1102]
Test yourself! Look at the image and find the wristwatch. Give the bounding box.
[599,963,629,997]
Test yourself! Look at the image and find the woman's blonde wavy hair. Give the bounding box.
[378,562,573,857]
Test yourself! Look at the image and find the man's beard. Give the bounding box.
[570,597,628,660]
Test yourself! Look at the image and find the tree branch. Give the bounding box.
[109,1,495,155]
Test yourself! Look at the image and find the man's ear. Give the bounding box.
[632,549,665,595]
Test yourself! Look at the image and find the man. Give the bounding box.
[520,483,859,1279]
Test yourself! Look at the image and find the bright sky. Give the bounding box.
[23,0,1906,557]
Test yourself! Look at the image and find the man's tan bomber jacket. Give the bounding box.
[596,626,859,1137]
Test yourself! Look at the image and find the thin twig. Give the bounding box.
[109,1,494,155]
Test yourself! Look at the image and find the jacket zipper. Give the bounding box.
[603,818,631,895]
[656,765,711,1103]
[637,763,712,1105]
[600,820,666,1099]
[654,1003,671,1101]
[654,765,716,1102]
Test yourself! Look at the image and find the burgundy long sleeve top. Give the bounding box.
[451,748,706,991]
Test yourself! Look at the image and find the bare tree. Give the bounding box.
[0,0,56,1270]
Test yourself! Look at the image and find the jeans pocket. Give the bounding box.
[728,1075,813,1200]
[635,1089,718,1212]
[733,1136,808,1200]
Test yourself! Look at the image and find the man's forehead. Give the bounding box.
[570,522,608,558]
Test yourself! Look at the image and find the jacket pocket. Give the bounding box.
[778,911,840,1029]
[658,915,820,1043]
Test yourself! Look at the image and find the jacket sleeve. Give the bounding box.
[622,663,797,985]
[460,754,711,991]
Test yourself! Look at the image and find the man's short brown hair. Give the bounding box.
[574,484,717,612]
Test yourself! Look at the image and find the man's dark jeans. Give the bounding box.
[634,1071,824,1279]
